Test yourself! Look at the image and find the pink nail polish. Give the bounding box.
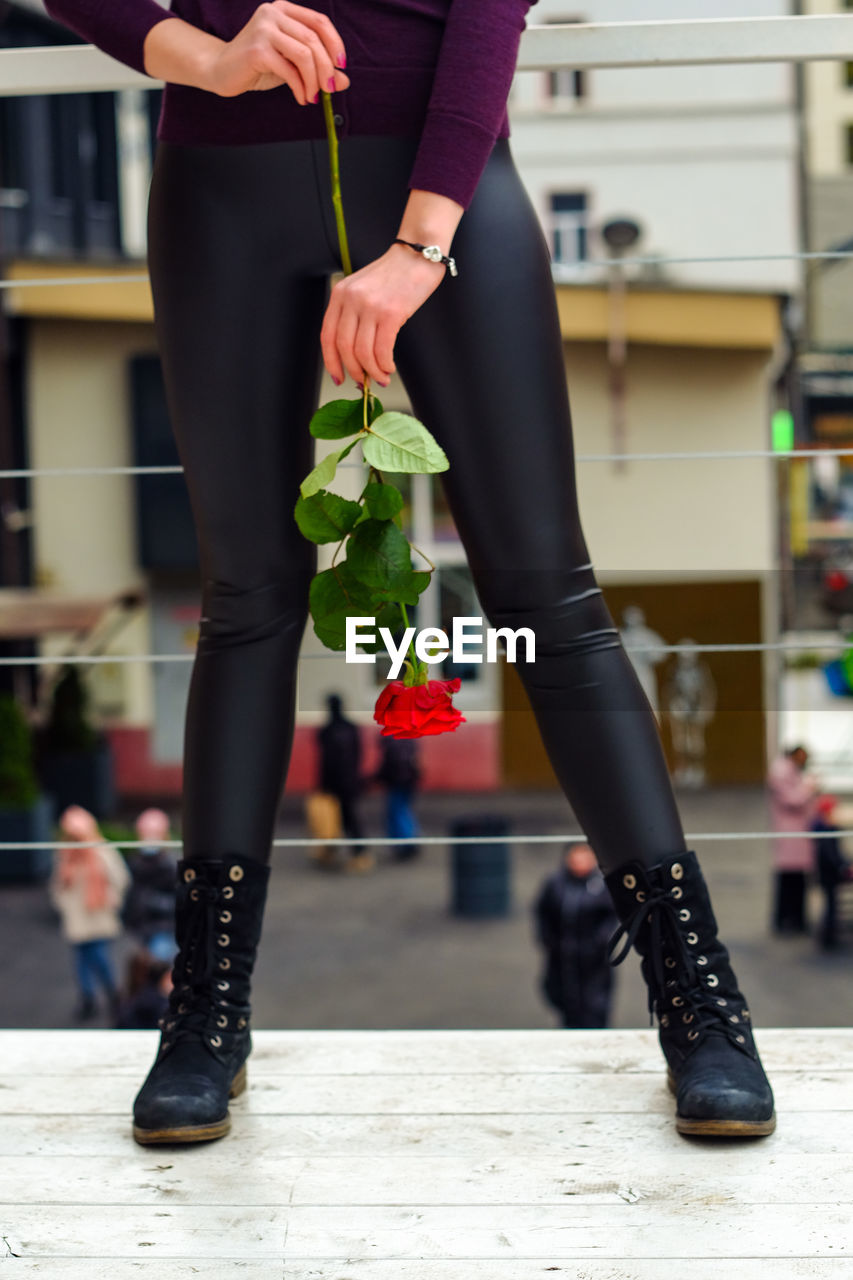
[336,52,346,69]
[311,92,319,104]
[327,76,336,92]
[332,375,343,386]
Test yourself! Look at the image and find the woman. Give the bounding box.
[767,743,819,934]
[50,805,130,1021]
[41,0,775,1142]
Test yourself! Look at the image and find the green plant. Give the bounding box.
[42,665,98,754]
[0,694,39,811]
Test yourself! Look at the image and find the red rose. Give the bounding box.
[374,677,466,739]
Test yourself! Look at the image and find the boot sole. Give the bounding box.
[666,1067,776,1137]
[132,1063,248,1146]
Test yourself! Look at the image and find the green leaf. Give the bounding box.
[309,398,364,440]
[308,565,374,651]
[294,490,363,545]
[363,481,404,522]
[370,569,431,607]
[299,437,360,498]
[345,518,412,592]
[362,412,449,474]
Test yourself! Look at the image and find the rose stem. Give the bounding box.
[321,92,353,277]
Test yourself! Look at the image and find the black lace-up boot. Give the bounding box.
[606,849,775,1137]
[132,854,270,1145]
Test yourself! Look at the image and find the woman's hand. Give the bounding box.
[143,3,349,103]
[205,2,349,102]
[321,245,445,388]
[321,190,465,388]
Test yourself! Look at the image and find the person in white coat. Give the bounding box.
[49,805,131,1020]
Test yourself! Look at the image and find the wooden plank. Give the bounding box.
[2,1028,852,1077]
[2,1203,851,1259]
[0,1070,849,1117]
[2,1153,852,1208]
[1,1109,849,1160]
[3,1265,853,1280]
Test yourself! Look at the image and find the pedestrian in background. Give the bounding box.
[373,734,421,861]
[316,693,372,873]
[533,841,620,1029]
[114,951,173,1030]
[123,808,177,962]
[811,794,852,952]
[49,805,130,1021]
[767,744,820,934]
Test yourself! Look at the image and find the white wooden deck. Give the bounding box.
[1,1028,852,1278]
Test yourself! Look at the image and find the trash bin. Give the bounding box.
[450,815,512,918]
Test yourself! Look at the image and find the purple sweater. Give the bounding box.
[41,0,535,209]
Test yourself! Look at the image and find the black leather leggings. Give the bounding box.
[146,135,687,872]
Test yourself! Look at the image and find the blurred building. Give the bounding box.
[0,0,801,793]
[782,0,853,787]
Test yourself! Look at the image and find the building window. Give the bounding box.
[545,18,586,103]
[847,123,853,166]
[549,192,588,265]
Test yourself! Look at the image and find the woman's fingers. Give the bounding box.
[272,2,347,71]
[269,3,348,102]
[320,291,347,386]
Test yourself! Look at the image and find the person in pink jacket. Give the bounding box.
[767,744,820,934]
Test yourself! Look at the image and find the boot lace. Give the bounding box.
[607,884,749,1051]
[161,883,222,1048]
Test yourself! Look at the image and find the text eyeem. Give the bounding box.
[345,616,535,679]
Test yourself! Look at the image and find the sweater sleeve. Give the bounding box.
[41,0,177,77]
[408,0,536,210]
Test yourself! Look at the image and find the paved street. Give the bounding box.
[2,785,851,1033]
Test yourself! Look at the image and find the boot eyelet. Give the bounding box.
[743,1009,751,1019]
[696,955,708,966]
[666,979,677,988]
[664,957,676,969]
[183,868,196,883]
[218,934,230,947]
[220,910,232,924]
[238,1017,247,1029]
[223,886,235,900]
[217,1014,228,1028]
[735,1034,746,1044]
[636,891,646,903]
[229,865,244,882]
[217,980,230,992]
[686,932,698,945]
[219,958,231,971]
[178,1003,188,1014]
[672,996,684,1007]
[729,1014,739,1023]
[706,974,719,987]
[210,1035,222,1048]
[682,1013,694,1024]
[162,1039,171,1049]
[660,1015,669,1027]
[678,909,690,922]
[186,963,193,974]
[716,998,727,1006]
[670,862,683,880]
[687,1029,699,1041]
[622,873,636,889]
[670,886,683,899]
[166,1020,175,1030]
[190,887,199,901]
